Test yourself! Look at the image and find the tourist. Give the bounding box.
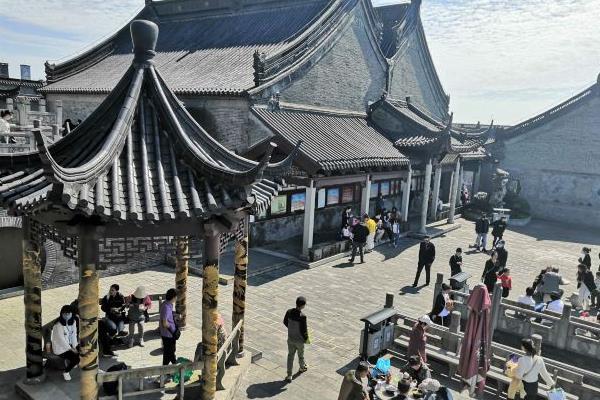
[383,211,394,244]
[126,286,151,348]
[400,355,431,385]
[391,218,401,248]
[0,110,12,143]
[515,338,555,400]
[101,284,127,337]
[393,378,412,400]
[419,379,446,399]
[491,216,508,248]
[474,214,490,252]
[546,291,564,314]
[577,263,596,311]
[518,287,536,307]
[341,206,353,230]
[374,217,385,245]
[365,214,377,252]
[349,220,369,264]
[284,296,309,383]
[498,268,512,298]
[98,319,116,357]
[342,223,353,242]
[408,314,432,363]
[160,288,178,366]
[337,361,370,400]
[495,240,508,269]
[51,305,80,381]
[593,271,600,309]
[431,283,452,326]
[579,247,591,269]
[413,236,436,287]
[481,251,499,293]
[376,193,385,216]
[449,248,463,277]
[537,267,568,303]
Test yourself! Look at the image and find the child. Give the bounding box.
[391,219,401,248]
[498,268,512,298]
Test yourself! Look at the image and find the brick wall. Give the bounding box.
[499,95,600,228]
[46,93,107,124]
[276,6,387,112]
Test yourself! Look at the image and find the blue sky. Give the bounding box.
[1,0,599,124]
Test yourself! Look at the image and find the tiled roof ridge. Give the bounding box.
[253,102,367,118]
[501,80,599,138]
[0,77,44,88]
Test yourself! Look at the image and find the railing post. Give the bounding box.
[446,311,461,353]
[118,376,123,400]
[384,292,394,308]
[179,366,185,399]
[555,304,571,350]
[531,334,543,356]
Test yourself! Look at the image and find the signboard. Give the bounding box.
[326,188,339,205]
[317,189,326,208]
[270,195,287,215]
[341,186,354,203]
[290,192,306,212]
[380,181,390,196]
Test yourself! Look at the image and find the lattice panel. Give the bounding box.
[219,218,245,253]
[29,219,78,261]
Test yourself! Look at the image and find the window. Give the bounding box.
[290,192,306,212]
[380,181,390,196]
[341,186,354,203]
[270,195,288,215]
[326,188,340,205]
[370,183,379,198]
[317,188,326,208]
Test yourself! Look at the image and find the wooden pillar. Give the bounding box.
[202,228,220,400]
[78,226,100,400]
[447,158,461,224]
[232,218,249,354]
[22,217,44,383]
[301,181,316,257]
[419,158,432,234]
[401,165,412,223]
[175,236,189,328]
[429,165,442,220]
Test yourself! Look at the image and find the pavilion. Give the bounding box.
[0,20,297,400]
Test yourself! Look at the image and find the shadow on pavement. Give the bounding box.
[245,379,288,398]
[0,367,24,400]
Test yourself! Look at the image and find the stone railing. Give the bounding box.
[0,119,60,154]
[433,273,600,359]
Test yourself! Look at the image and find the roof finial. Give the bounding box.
[131,20,158,66]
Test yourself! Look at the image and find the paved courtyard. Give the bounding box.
[0,218,596,400]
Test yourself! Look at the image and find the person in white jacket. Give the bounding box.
[51,305,80,381]
[516,338,555,400]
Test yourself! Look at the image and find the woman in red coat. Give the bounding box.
[408,314,432,363]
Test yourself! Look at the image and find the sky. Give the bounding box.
[1,0,599,124]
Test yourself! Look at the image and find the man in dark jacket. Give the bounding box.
[495,240,508,269]
[413,236,436,287]
[349,222,369,264]
[474,215,490,252]
[284,296,308,382]
[337,361,370,400]
[101,284,126,336]
[449,248,463,277]
[491,216,507,247]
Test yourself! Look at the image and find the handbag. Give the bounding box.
[547,387,566,400]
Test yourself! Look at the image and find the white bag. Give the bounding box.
[547,387,567,400]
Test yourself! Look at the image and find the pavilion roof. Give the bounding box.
[249,103,408,176]
[0,20,297,222]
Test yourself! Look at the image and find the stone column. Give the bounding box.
[232,218,249,354]
[55,100,63,127]
[401,165,412,222]
[16,97,30,126]
[6,98,14,111]
[447,158,461,224]
[202,228,221,400]
[429,165,442,221]
[360,176,371,216]
[302,181,316,257]
[38,98,46,113]
[78,226,100,400]
[473,162,481,194]
[456,165,464,206]
[419,158,433,234]
[175,236,189,328]
[22,217,44,383]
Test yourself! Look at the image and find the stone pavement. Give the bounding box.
[0,218,596,400]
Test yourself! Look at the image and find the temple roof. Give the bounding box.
[0,20,296,221]
[41,0,336,95]
[249,103,408,175]
[373,3,410,58]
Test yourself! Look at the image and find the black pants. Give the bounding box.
[98,319,112,354]
[58,350,80,372]
[162,336,177,365]
[414,263,432,286]
[523,380,538,400]
[350,242,365,263]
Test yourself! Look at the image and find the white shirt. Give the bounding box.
[51,322,78,355]
[0,118,10,134]
[516,355,554,385]
[392,223,400,234]
[546,300,564,314]
[518,295,535,307]
[439,293,450,317]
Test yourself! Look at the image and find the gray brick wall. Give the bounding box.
[277,6,387,112]
[46,93,107,124]
[499,95,600,228]
[389,27,448,122]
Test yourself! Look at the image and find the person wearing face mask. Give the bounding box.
[51,305,80,381]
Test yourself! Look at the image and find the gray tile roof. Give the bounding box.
[251,105,408,174]
[42,0,330,95]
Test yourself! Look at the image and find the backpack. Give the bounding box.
[102,362,128,395]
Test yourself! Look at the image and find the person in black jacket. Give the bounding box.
[349,222,369,264]
[577,263,596,311]
[579,247,592,270]
[284,296,308,382]
[482,252,499,294]
[449,248,463,277]
[495,240,508,269]
[413,236,436,287]
[341,207,353,230]
[101,284,127,337]
[474,215,490,252]
[491,216,507,248]
[430,283,452,326]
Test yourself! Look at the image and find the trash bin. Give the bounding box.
[450,271,472,292]
[359,308,398,360]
